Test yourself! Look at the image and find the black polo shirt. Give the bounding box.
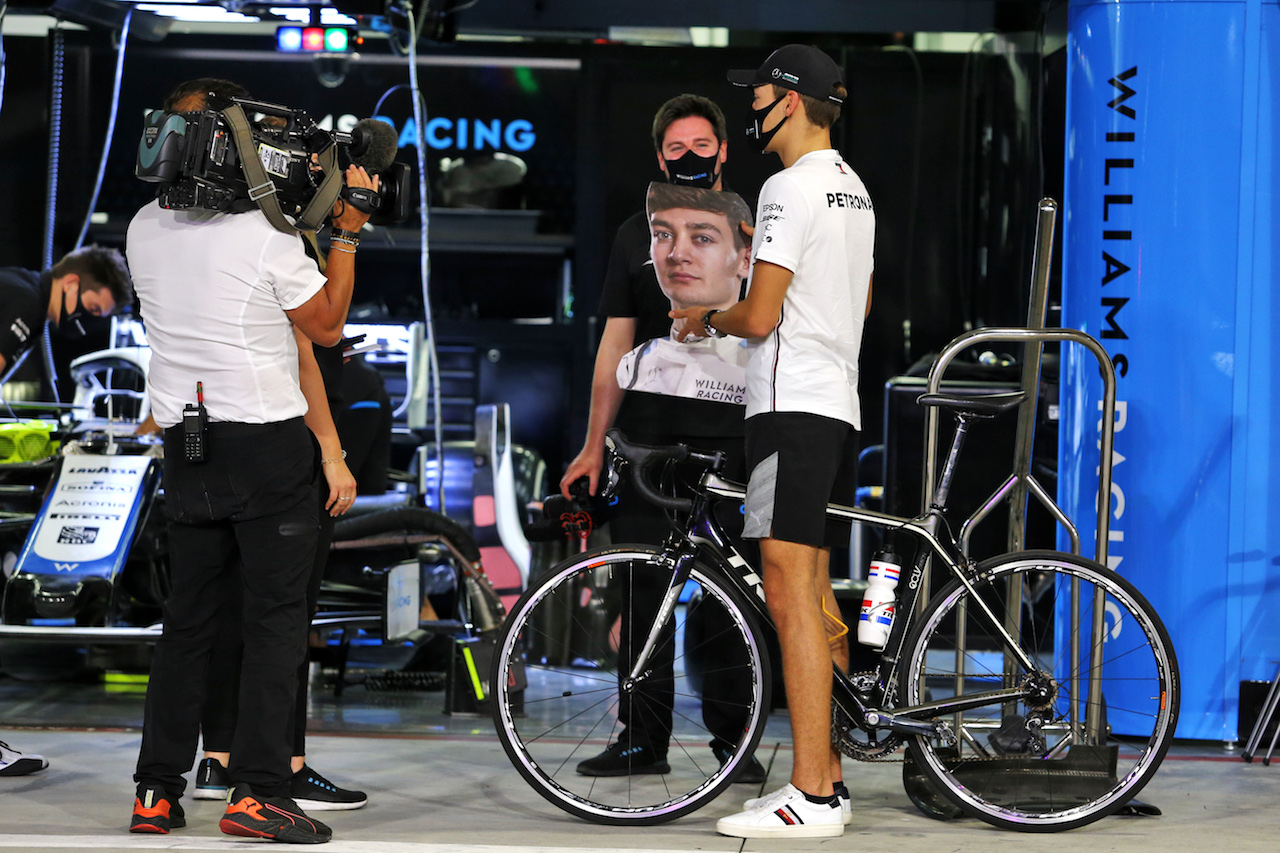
[0,267,49,370]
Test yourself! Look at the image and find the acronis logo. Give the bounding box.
[316,113,536,153]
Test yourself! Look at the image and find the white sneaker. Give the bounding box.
[0,740,48,777]
[745,784,852,825]
[717,783,844,838]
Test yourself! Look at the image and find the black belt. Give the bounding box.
[164,416,305,439]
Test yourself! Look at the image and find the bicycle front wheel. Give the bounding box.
[901,550,1179,832]
[490,546,771,825]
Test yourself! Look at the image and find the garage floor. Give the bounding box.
[3,665,1278,853]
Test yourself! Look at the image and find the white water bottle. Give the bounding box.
[858,547,901,650]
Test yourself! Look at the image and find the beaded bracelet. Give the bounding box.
[331,228,362,241]
[321,450,348,465]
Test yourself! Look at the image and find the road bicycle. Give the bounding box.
[490,390,1179,832]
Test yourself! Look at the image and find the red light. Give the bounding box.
[302,27,326,51]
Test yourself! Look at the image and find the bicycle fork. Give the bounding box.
[622,538,700,692]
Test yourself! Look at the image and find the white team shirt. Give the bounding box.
[126,201,328,428]
[745,149,875,428]
[617,333,750,405]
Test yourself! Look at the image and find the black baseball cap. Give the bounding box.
[727,44,845,105]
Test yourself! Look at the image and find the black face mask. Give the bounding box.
[663,149,720,189]
[744,93,790,154]
[59,291,90,340]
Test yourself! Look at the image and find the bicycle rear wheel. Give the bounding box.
[901,550,1179,831]
[490,546,771,825]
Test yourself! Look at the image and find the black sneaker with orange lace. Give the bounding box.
[219,784,332,844]
[129,785,186,834]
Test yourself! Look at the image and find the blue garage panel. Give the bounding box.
[1062,0,1279,741]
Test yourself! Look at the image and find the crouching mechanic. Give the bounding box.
[673,45,874,839]
[126,77,378,844]
[0,246,132,380]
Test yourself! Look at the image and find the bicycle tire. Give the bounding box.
[901,550,1179,832]
[490,545,771,825]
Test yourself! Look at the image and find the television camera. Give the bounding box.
[136,93,409,232]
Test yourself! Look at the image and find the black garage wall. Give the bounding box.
[0,31,1048,481]
[575,42,1044,459]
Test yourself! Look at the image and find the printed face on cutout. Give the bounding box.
[648,205,749,311]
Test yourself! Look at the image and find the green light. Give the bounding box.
[513,67,539,95]
[325,28,350,52]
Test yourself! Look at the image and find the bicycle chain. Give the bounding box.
[831,671,905,762]
[830,670,1062,762]
[883,669,1066,761]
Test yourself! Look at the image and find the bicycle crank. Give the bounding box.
[862,709,957,744]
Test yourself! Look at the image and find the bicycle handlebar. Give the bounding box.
[604,428,723,513]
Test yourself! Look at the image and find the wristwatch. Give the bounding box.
[701,309,727,339]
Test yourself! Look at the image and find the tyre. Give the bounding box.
[490,546,770,824]
[901,550,1179,831]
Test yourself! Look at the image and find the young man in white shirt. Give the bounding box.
[673,44,874,838]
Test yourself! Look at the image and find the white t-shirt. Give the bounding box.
[126,201,327,428]
[617,333,750,405]
[745,149,875,428]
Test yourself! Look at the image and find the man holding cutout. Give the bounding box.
[673,45,874,838]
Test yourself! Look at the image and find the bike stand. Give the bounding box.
[1242,662,1280,765]
[902,199,1160,821]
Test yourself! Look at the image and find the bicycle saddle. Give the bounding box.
[915,390,1025,417]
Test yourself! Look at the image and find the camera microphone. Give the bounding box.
[349,118,399,173]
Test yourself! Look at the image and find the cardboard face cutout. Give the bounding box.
[616,184,754,404]
[645,182,752,314]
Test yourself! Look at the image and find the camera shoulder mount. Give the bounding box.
[220,102,341,235]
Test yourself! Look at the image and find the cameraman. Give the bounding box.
[126,78,377,844]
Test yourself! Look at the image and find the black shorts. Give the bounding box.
[743,411,858,548]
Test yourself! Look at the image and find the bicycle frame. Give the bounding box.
[623,457,1045,750]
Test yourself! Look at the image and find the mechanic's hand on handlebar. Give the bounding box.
[559,445,602,499]
[330,165,380,232]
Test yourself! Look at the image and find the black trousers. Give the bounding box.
[609,431,759,753]
[134,418,319,800]
[200,489,336,758]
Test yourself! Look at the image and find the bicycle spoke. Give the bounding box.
[491,549,770,824]
[901,552,1178,831]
